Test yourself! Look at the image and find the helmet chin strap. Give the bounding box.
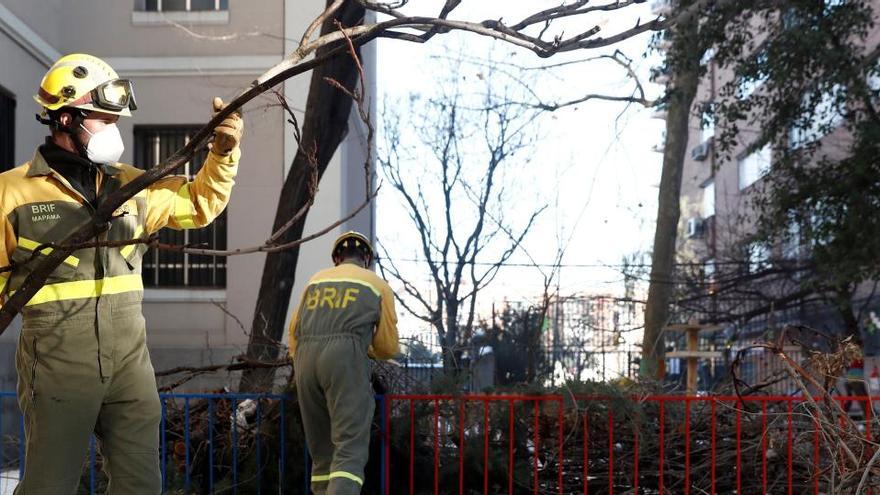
[69,129,91,163]
[40,109,94,163]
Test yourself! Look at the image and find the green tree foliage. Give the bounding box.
[476,307,552,385]
[680,0,879,335]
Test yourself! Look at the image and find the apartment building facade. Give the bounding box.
[0,0,376,391]
[505,293,644,383]
[667,0,880,352]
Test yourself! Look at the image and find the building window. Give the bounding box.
[824,0,845,11]
[738,144,772,190]
[700,47,716,67]
[868,62,880,95]
[784,2,843,29]
[782,219,800,260]
[701,179,715,218]
[137,0,228,11]
[703,258,716,277]
[746,242,771,274]
[737,75,766,100]
[788,85,845,149]
[703,257,717,294]
[737,49,768,100]
[808,203,834,248]
[700,105,715,144]
[0,87,14,173]
[133,126,227,288]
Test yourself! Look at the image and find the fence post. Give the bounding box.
[232,397,239,495]
[379,394,387,495]
[89,435,96,494]
[18,411,25,480]
[279,397,285,495]
[208,399,215,493]
[160,397,166,491]
[184,397,191,492]
[256,401,262,495]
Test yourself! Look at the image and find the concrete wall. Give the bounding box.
[0,0,374,392]
[2,0,283,58]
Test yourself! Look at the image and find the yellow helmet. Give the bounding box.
[332,231,374,264]
[34,53,137,117]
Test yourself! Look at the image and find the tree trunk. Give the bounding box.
[834,286,860,340]
[442,324,459,373]
[640,10,702,380]
[440,298,460,373]
[238,0,365,392]
[526,309,539,383]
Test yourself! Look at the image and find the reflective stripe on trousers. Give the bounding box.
[12,274,143,306]
[311,471,364,485]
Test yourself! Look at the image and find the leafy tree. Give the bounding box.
[704,0,879,337]
[477,306,551,385]
[644,0,880,377]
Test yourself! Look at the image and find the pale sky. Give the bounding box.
[373,1,665,337]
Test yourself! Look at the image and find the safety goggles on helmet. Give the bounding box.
[35,54,137,123]
[88,79,138,112]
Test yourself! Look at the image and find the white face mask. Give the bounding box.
[79,123,124,164]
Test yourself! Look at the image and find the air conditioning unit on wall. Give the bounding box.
[686,217,705,239]
[691,138,712,161]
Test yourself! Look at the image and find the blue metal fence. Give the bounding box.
[156,392,289,494]
[0,391,296,494]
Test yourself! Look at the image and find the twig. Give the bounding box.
[856,446,880,494]
[209,299,248,337]
[0,0,696,333]
[156,357,290,377]
[154,187,377,256]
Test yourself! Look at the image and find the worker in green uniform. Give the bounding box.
[6,53,243,493]
[288,231,399,495]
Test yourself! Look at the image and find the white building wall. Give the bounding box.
[0,0,374,391]
[282,2,379,337]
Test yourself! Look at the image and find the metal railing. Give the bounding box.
[156,392,288,494]
[379,393,880,494]
[0,392,289,494]
[0,391,876,493]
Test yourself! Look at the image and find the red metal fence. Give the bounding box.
[379,394,878,494]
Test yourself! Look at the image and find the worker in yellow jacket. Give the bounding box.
[6,53,243,494]
[289,231,399,495]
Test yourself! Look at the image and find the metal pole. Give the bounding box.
[687,327,698,394]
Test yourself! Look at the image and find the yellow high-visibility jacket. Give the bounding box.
[288,262,399,360]
[0,147,239,312]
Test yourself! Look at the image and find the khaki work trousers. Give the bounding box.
[14,301,161,494]
[295,337,375,495]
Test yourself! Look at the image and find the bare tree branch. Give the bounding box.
[0,0,703,339]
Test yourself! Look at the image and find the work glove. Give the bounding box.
[211,96,243,156]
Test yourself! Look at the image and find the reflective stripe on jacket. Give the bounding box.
[0,146,239,312]
[288,262,399,360]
